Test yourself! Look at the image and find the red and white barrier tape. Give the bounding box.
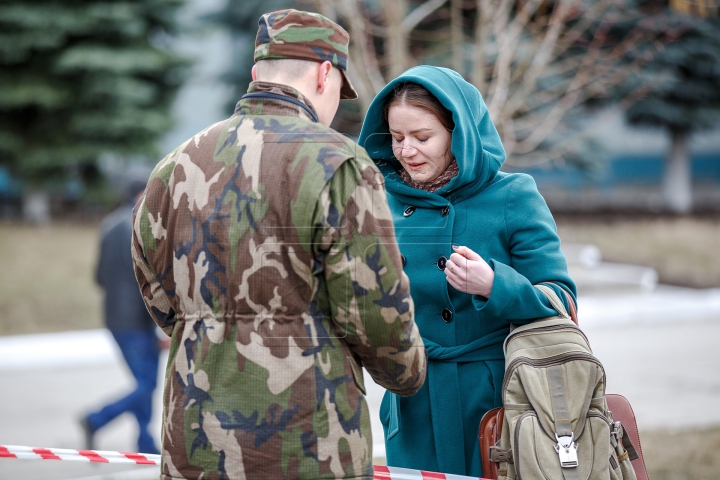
[374,465,486,479]
[1,445,487,479]
[0,445,159,465]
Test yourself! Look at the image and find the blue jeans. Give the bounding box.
[87,329,160,454]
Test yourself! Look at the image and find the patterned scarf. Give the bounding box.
[398,158,459,193]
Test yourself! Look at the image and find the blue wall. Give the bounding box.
[508,155,720,191]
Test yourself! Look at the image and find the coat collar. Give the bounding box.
[235,81,319,123]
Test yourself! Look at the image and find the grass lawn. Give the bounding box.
[643,426,720,480]
[2,216,719,334]
[0,222,102,336]
[556,215,720,288]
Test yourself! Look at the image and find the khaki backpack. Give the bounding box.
[490,284,639,480]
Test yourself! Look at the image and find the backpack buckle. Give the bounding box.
[554,433,578,468]
[612,421,624,442]
[489,445,514,464]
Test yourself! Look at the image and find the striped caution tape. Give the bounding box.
[0,445,160,465]
[0,445,488,479]
[373,465,486,479]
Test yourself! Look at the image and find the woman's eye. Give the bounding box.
[393,137,403,143]
[417,138,428,143]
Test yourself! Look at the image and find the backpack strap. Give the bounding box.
[547,365,582,480]
[537,283,579,325]
[535,284,570,320]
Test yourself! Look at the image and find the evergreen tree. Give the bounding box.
[0,0,189,187]
[626,13,720,213]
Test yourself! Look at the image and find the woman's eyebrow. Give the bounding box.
[388,127,434,134]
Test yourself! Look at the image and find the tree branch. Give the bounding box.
[402,0,448,32]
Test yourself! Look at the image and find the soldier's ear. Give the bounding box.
[251,64,258,82]
[316,61,332,95]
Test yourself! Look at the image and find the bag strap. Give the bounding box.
[547,364,583,480]
[612,421,640,461]
[535,282,578,325]
[535,284,570,320]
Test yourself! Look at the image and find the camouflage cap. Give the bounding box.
[254,9,358,100]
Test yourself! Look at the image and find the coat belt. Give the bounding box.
[387,329,507,474]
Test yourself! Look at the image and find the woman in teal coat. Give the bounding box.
[357,66,577,477]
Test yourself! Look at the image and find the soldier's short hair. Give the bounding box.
[255,58,318,82]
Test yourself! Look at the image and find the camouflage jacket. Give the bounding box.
[132,82,426,480]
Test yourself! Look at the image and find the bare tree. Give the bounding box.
[475,0,665,166]
[306,0,665,165]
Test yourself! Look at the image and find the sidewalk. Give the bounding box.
[1,287,719,479]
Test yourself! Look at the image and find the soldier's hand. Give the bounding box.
[445,245,494,298]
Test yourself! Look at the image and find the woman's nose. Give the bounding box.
[402,143,417,157]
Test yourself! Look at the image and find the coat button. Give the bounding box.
[441,308,453,323]
[441,206,450,217]
[437,256,447,270]
[401,254,407,267]
[403,206,416,217]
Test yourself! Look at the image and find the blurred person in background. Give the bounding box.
[80,179,160,455]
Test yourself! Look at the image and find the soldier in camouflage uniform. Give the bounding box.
[131,9,426,480]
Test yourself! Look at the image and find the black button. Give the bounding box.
[441,206,450,217]
[437,256,447,270]
[401,254,407,267]
[403,206,416,217]
[441,308,453,323]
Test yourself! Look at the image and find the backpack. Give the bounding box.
[489,284,639,480]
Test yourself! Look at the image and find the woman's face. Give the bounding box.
[388,103,453,183]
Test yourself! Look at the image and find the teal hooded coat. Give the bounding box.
[357,66,577,477]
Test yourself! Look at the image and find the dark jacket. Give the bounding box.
[358,66,577,476]
[96,203,154,331]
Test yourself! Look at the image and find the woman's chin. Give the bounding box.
[405,169,429,181]
[409,172,438,183]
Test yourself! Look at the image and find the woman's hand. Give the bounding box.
[445,245,494,298]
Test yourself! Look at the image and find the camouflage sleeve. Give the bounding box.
[314,149,426,397]
[131,194,176,336]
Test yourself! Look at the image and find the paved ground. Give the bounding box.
[1,288,719,479]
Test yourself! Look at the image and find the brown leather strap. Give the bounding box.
[539,283,578,325]
[562,288,578,325]
[479,407,504,479]
[621,426,640,461]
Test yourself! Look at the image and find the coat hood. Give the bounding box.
[358,66,506,205]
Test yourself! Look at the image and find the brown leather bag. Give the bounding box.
[478,289,649,480]
[479,395,649,480]
[479,406,504,478]
[606,394,649,480]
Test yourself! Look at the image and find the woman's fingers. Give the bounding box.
[447,274,469,293]
[446,251,493,296]
[445,258,461,275]
[449,252,468,269]
[451,245,482,261]
[445,259,454,275]
[445,259,468,292]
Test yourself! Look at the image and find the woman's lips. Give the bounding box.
[405,162,426,171]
